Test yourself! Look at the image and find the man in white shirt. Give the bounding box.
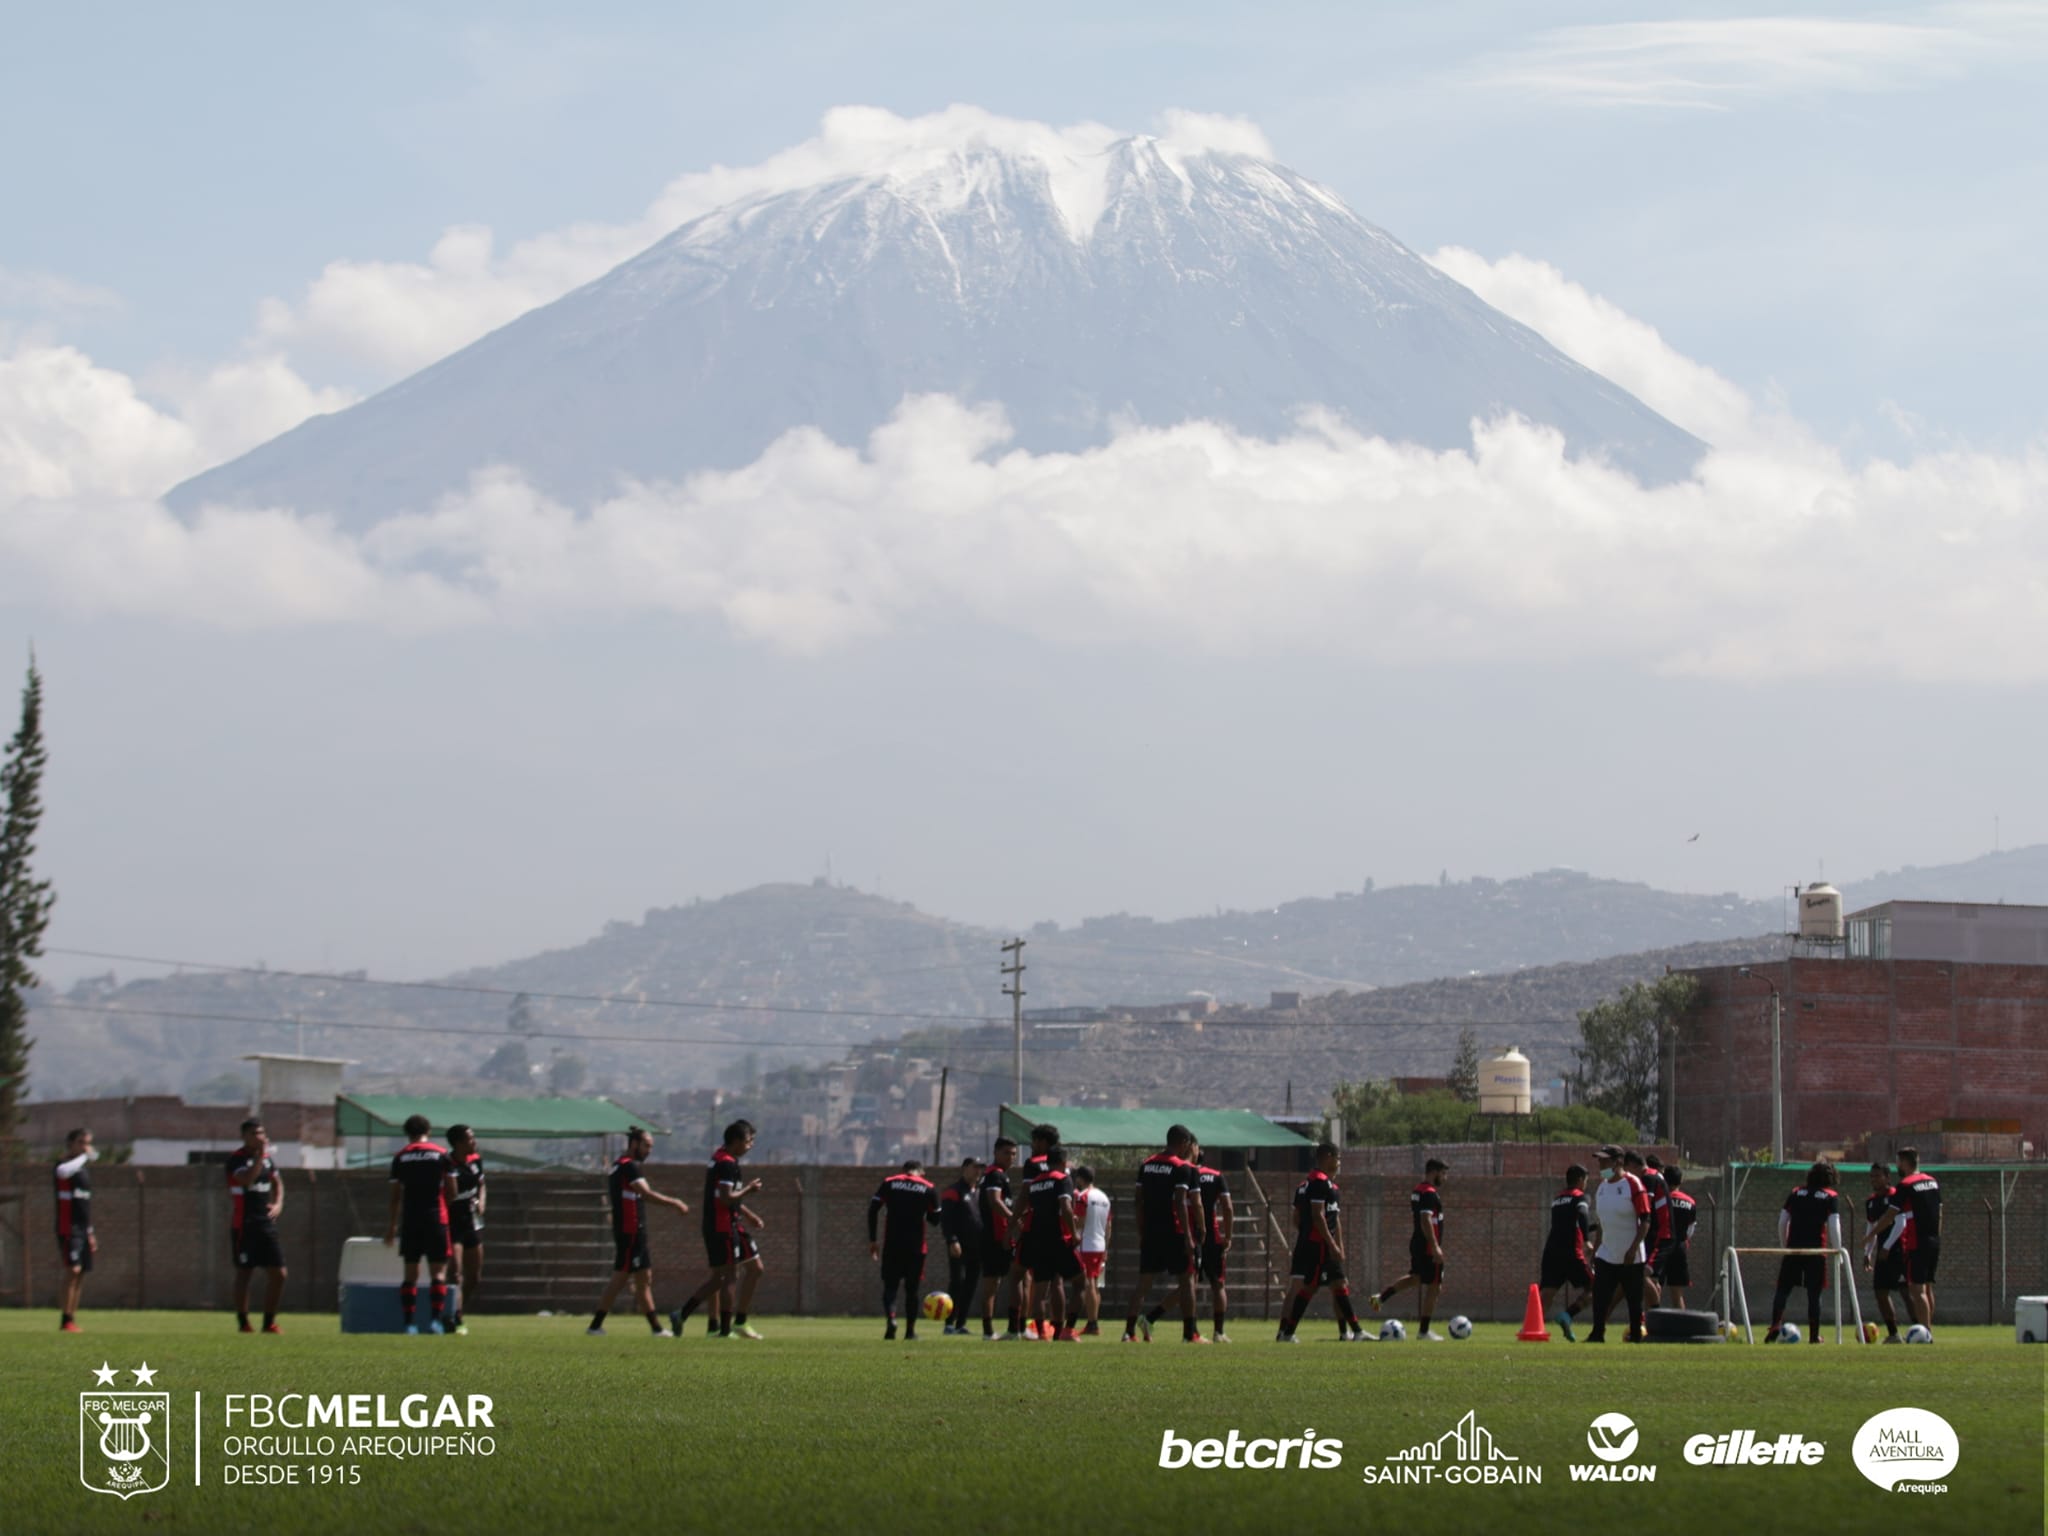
[1072,1166,1112,1336]
[53,1127,97,1333]
[1587,1144,1651,1344]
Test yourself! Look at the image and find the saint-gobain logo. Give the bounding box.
[1852,1408,1959,1493]
[79,1392,170,1500]
[1587,1414,1638,1463]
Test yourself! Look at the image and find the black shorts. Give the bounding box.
[1775,1254,1827,1293]
[703,1228,758,1268]
[233,1227,286,1271]
[879,1249,926,1290]
[613,1232,651,1273]
[58,1233,92,1273]
[978,1235,1011,1274]
[449,1214,483,1249]
[1027,1236,1082,1283]
[1540,1249,1593,1291]
[1652,1243,1690,1287]
[400,1223,450,1264]
[1138,1231,1193,1275]
[1409,1246,1445,1285]
[1906,1243,1940,1284]
[1199,1239,1228,1284]
[1289,1236,1343,1287]
[1872,1252,1908,1291]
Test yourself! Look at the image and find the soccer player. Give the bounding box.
[1874,1145,1942,1333]
[869,1157,940,1339]
[1276,1141,1363,1342]
[1632,1153,1673,1306]
[226,1117,287,1333]
[1586,1144,1651,1344]
[1373,1158,1448,1340]
[1863,1162,1913,1342]
[669,1120,767,1339]
[1767,1160,1841,1343]
[1072,1165,1112,1336]
[1537,1163,1596,1341]
[384,1113,462,1334]
[1004,1123,1057,1339]
[1121,1123,1206,1344]
[53,1127,96,1332]
[1024,1146,1084,1340]
[1194,1143,1235,1343]
[938,1155,983,1334]
[588,1125,690,1337]
[446,1123,485,1335]
[1659,1167,1697,1310]
[976,1139,1017,1339]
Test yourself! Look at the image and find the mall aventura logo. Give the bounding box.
[79,1362,169,1501]
[1852,1408,1958,1495]
[1361,1410,1538,1486]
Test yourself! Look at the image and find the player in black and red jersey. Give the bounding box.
[976,1139,1017,1339]
[588,1126,690,1337]
[1874,1146,1942,1334]
[1023,1145,1084,1340]
[1862,1161,1913,1341]
[1121,1124,1206,1344]
[1767,1160,1841,1343]
[1634,1153,1673,1305]
[227,1118,287,1333]
[669,1120,766,1340]
[1373,1158,1448,1340]
[383,1113,462,1334]
[869,1158,941,1339]
[53,1127,96,1332]
[938,1155,983,1334]
[1537,1163,1596,1341]
[1003,1123,1057,1339]
[446,1123,485,1335]
[1193,1141,1235,1344]
[1659,1167,1697,1309]
[1277,1142,1362,1342]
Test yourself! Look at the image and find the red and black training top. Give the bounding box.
[608,1154,646,1237]
[1196,1166,1228,1243]
[1293,1169,1340,1243]
[1016,1152,1050,1231]
[1136,1151,1197,1238]
[1667,1188,1697,1247]
[1783,1184,1840,1248]
[1544,1185,1593,1265]
[703,1147,745,1237]
[54,1153,92,1239]
[939,1176,982,1244]
[1409,1182,1445,1256]
[1641,1168,1672,1242]
[226,1148,279,1234]
[869,1169,939,1254]
[390,1140,454,1228]
[1890,1171,1942,1250]
[976,1164,1013,1245]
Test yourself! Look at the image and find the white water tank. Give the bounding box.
[1479,1047,1532,1116]
[1800,882,1844,941]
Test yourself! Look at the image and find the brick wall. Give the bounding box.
[4,1161,2041,1326]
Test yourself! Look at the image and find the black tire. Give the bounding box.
[1643,1307,1722,1341]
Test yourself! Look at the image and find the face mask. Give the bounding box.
[1601,1166,1619,1181]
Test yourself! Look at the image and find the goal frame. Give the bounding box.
[1720,1246,1866,1344]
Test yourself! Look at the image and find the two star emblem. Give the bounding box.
[90,1362,155,1386]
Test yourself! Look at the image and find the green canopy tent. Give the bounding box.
[335,1094,666,1167]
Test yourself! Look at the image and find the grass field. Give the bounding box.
[5,1311,2040,1536]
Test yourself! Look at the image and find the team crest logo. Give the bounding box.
[79,1363,168,1500]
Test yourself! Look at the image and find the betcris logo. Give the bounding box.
[1683,1429,1826,1466]
[1158,1429,1344,1470]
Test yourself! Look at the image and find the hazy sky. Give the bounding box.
[2,3,2044,984]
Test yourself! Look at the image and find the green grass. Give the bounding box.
[5,1311,2040,1536]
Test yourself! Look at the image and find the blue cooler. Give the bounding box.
[338,1237,407,1333]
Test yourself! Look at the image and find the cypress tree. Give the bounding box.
[0,655,55,1140]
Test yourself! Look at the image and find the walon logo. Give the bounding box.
[1571,1413,1657,1482]
[79,1362,169,1501]
[1683,1429,1825,1467]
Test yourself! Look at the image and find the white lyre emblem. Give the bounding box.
[79,1388,170,1500]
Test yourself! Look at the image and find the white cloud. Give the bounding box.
[0,266,123,318]
[255,105,1273,377]
[1466,13,2039,110]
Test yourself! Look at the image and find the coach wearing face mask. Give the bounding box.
[1586,1144,1652,1344]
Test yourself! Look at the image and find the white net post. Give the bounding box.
[1720,1247,1867,1343]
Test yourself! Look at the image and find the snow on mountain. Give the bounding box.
[168,108,1705,526]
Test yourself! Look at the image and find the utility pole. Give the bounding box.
[932,1065,949,1166]
[1769,986,1784,1165]
[1001,938,1027,1104]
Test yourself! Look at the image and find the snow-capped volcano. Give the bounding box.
[170,108,1703,524]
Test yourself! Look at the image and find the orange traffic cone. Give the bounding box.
[1517,1283,1551,1342]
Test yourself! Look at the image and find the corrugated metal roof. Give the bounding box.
[335,1094,662,1140]
[998,1103,1310,1149]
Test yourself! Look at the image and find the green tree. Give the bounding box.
[548,1051,588,1094]
[1333,1087,1636,1148]
[0,657,55,1139]
[481,1040,532,1086]
[1447,1028,1481,1102]
[1568,974,1701,1138]
[507,992,538,1035]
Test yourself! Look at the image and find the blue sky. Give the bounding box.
[5,1,2043,446]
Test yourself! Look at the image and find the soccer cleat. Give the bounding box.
[998,1330,1023,1341]
[1186,1333,1210,1344]
[1417,1330,1446,1342]
[60,1320,81,1333]
[1275,1330,1299,1344]
[239,1320,255,1334]
[263,1323,283,1335]
[1882,1334,1903,1344]
[406,1325,421,1336]
[668,1310,684,1335]
[734,1324,764,1340]
[1137,1315,1152,1343]
[1055,1327,1079,1342]
[1212,1332,1232,1343]
[584,1325,606,1336]
[452,1324,468,1336]
[428,1320,445,1335]
[1369,1292,1382,1314]
[1081,1322,1100,1335]
[1555,1312,1576,1343]
[884,1323,898,1340]
[651,1327,673,1338]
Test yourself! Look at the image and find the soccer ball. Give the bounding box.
[1777,1323,1802,1344]
[1905,1324,1933,1344]
[1379,1318,1406,1341]
[1719,1321,1740,1341]
[1862,1321,1880,1345]
[921,1292,954,1323]
[1447,1316,1472,1339]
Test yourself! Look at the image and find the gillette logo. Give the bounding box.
[1684,1430,1826,1467]
[1158,1429,1345,1470]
